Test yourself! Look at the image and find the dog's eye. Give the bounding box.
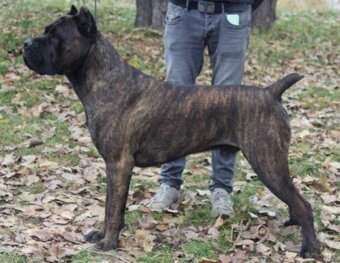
[44,25,56,35]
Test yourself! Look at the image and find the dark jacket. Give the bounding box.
[174,0,265,11]
[218,0,264,11]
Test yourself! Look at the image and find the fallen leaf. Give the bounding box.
[183,229,199,240]
[55,84,70,96]
[258,209,276,218]
[322,205,340,215]
[213,215,226,229]
[2,154,17,167]
[284,241,301,252]
[61,173,85,184]
[219,254,232,263]
[61,232,82,244]
[30,229,54,242]
[246,172,257,181]
[24,174,40,186]
[236,239,255,252]
[285,251,298,259]
[233,250,247,262]
[320,194,338,204]
[297,129,311,138]
[164,208,179,214]
[60,211,75,220]
[197,189,210,196]
[207,227,220,239]
[137,216,157,230]
[48,245,78,260]
[198,259,220,263]
[256,243,271,255]
[29,102,48,117]
[323,239,340,250]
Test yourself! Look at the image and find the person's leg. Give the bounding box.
[148,3,205,210]
[209,7,251,87]
[206,6,252,215]
[160,3,205,188]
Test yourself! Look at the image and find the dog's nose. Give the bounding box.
[24,38,33,48]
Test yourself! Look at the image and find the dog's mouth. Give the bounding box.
[23,54,34,71]
[23,47,58,75]
[23,47,43,69]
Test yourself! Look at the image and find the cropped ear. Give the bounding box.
[68,5,78,16]
[75,7,97,38]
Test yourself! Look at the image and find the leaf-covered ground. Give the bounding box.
[0,1,339,262]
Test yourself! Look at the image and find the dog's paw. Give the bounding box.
[300,242,321,260]
[97,239,117,251]
[84,230,105,243]
[283,218,299,227]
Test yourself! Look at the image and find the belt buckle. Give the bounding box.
[197,1,215,13]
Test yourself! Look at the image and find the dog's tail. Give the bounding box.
[267,73,304,101]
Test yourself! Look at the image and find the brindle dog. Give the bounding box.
[23,6,320,258]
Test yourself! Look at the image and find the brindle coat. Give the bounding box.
[23,6,320,258]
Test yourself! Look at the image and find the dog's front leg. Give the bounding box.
[98,156,134,251]
[84,165,115,243]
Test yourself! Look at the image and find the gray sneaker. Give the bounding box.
[210,188,234,217]
[147,184,179,211]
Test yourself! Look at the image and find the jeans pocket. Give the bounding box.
[165,3,185,25]
[224,7,251,29]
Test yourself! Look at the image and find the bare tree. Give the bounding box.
[252,0,278,32]
[135,0,167,28]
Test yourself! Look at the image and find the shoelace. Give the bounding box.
[153,186,171,201]
[212,191,232,206]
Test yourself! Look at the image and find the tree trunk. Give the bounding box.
[252,0,277,32]
[135,0,152,28]
[151,0,167,28]
[135,0,167,28]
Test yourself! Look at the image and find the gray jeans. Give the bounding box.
[160,2,252,193]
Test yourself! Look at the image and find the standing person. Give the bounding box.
[148,0,264,216]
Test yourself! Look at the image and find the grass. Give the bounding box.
[0,88,18,105]
[280,231,302,243]
[0,253,26,263]
[183,240,216,259]
[0,60,11,74]
[294,85,340,111]
[27,182,45,194]
[67,250,107,263]
[130,178,157,191]
[139,248,174,263]
[289,157,321,177]
[278,0,330,11]
[125,210,143,228]
[0,116,39,144]
[184,206,215,227]
[249,10,339,71]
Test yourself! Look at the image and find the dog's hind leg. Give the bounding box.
[241,136,320,258]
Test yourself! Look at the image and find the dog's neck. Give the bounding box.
[66,33,155,105]
[66,33,120,101]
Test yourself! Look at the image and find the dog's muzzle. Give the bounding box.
[23,38,43,65]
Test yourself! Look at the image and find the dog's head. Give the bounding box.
[23,5,97,75]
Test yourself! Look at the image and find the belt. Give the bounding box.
[169,0,248,13]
